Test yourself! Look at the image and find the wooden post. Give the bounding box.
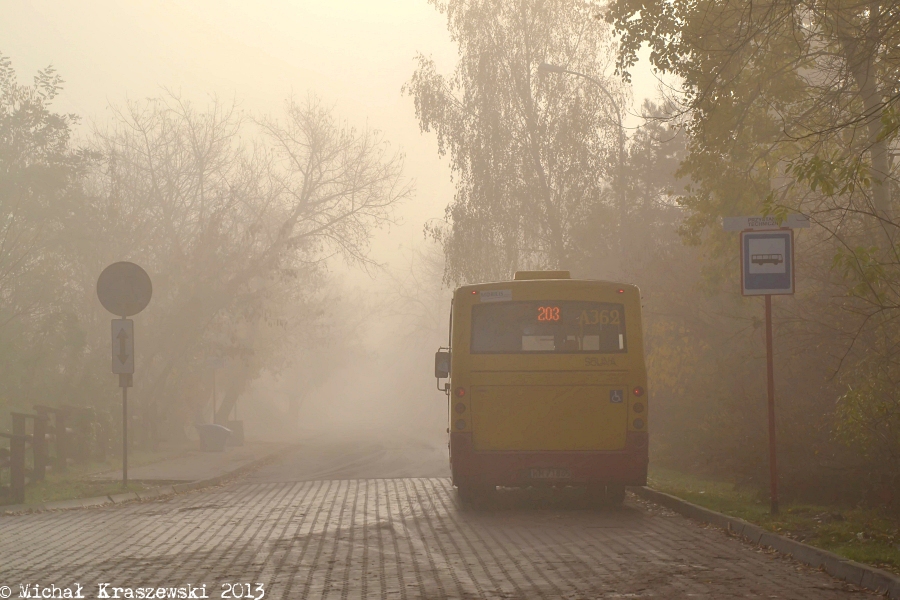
[35,406,69,474]
[70,407,91,464]
[32,414,48,481]
[62,406,85,463]
[9,416,27,505]
[0,444,9,501]
[56,409,68,473]
[96,418,108,462]
[34,406,49,469]
[0,432,25,504]
[212,370,217,425]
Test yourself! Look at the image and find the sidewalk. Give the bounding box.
[90,440,287,483]
[1,440,290,515]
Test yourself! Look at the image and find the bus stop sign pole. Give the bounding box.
[764,294,778,514]
[730,220,802,515]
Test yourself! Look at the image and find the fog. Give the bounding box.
[3,0,460,245]
[10,3,900,594]
[5,0,900,516]
[2,1,660,449]
[0,1,454,451]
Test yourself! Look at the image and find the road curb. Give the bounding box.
[633,486,900,598]
[108,491,138,504]
[0,444,293,517]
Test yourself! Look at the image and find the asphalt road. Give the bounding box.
[0,436,877,599]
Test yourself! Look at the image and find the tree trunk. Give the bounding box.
[838,5,893,230]
[215,360,253,424]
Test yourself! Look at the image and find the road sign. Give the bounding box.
[741,230,794,296]
[111,319,134,374]
[97,262,152,317]
[726,218,806,515]
[723,214,810,231]
[97,262,153,490]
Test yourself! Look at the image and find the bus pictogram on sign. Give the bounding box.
[741,230,794,296]
[750,253,784,266]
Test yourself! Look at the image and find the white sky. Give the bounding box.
[1,0,662,268]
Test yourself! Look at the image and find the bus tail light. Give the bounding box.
[455,387,467,397]
[633,418,645,429]
[626,431,648,450]
[454,403,466,414]
[455,419,466,430]
[632,403,644,413]
[633,386,644,397]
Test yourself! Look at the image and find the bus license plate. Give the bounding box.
[529,468,571,480]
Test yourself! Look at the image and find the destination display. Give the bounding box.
[471,301,627,354]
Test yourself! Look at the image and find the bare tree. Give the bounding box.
[78,93,410,435]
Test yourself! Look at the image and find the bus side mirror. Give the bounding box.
[434,351,451,379]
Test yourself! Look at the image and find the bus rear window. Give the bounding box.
[471,301,626,354]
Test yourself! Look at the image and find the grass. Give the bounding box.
[2,444,191,507]
[22,477,151,505]
[649,466,900,574]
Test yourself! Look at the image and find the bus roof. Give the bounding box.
[455,278,640,295]
[514,270,570,280]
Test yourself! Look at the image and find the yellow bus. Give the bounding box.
[434,271,648,503]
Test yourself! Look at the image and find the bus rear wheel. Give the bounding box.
[457,484,494,505]
[587,483,626,506]
[606,484,626,505]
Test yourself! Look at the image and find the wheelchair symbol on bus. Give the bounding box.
[610,389,624,403]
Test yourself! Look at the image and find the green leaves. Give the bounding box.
[761,197,790,224]
[606,0,900,500]
[831,246,887,303]
[834,354,900,469]
[785,155,870,198]
[607,0,899,238]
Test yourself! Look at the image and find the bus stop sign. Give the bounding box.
[741,230,794,296]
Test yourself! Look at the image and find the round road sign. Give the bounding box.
[96,262,152,317]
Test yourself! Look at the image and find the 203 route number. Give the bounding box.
[222,583,264,599]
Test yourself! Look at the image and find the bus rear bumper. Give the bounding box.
[450,432,648,488]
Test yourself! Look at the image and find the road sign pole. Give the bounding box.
[98,262,151,490]
[731,219,802,515]
[764,294,779,515]
[122,378,128,488]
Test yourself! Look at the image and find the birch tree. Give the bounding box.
[406,0,626,284]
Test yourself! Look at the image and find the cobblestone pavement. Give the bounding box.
[0,477,876,599]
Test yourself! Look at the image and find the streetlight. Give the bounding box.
[538,62,627,269]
